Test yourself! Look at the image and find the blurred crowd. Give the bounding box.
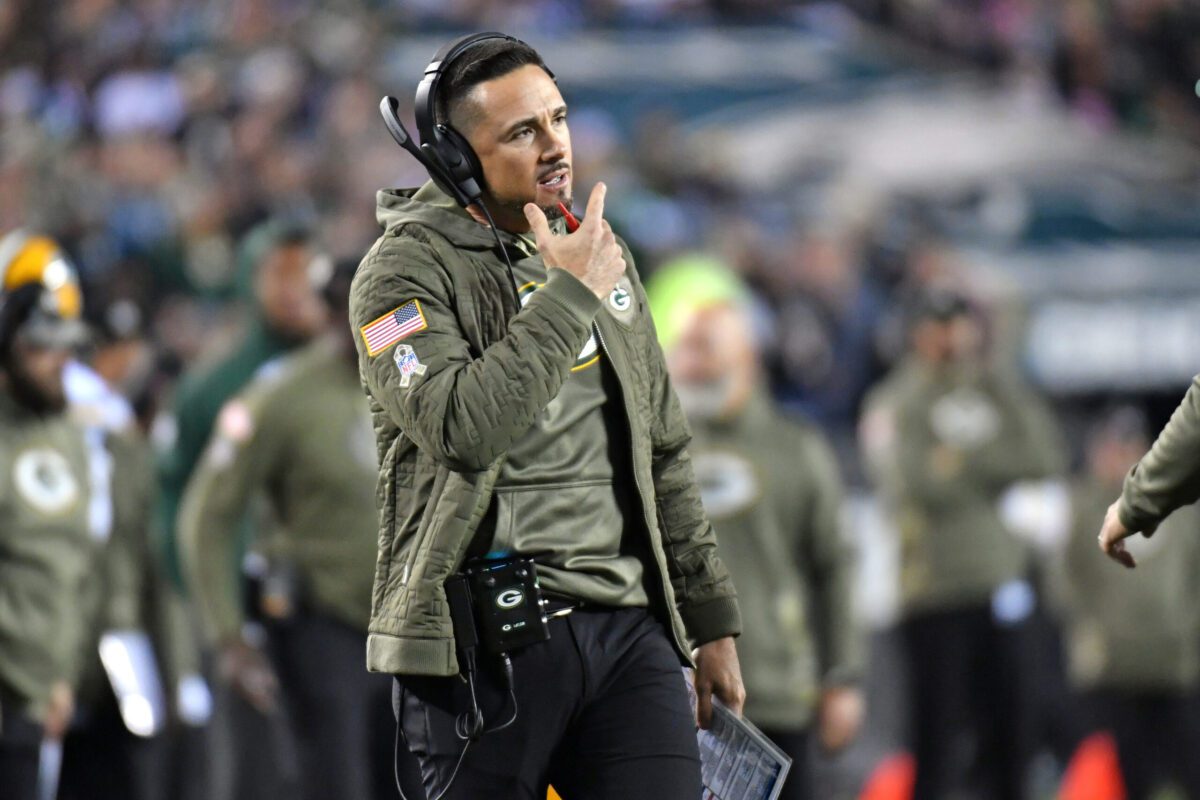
[3,1,1200,799]
[852,0,1200,142]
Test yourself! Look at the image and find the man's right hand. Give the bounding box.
[218,636,280,714]
[523,182,627,300]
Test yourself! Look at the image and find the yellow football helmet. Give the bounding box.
[0,230,87,348]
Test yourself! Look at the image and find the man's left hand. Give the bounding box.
[693,636,745,730]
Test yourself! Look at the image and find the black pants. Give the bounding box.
[0,708,41,800]
[395,607,701,800]
[268,613,397,800]
[1083,690,1200,800]
[758,728,810,800]
[901,603,1031,800]
[59,685,167,800]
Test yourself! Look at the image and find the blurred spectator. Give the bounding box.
[1055,406,1200,799]
[860,291,1066,799]
[155,221,327,800]
[651,259,865,799]
[0,232,96,800]
[178,259,402,800]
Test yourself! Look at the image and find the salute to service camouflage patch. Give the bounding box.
[360,299,428,356]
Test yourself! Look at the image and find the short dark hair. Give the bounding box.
[437,38,551,131]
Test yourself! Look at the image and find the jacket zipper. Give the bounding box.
[592,320,692,663]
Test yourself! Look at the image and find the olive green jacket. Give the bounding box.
[862,359,1065,614]
[349,182,741,677]
[179,337,379,643]
[1119,375,1200,534]
[0,394,96,723]
[689,393,861,730]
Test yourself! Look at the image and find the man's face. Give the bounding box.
[256,243,328,341]
[912,315,981,365]
[666,304,756,421]
[6,336,70,413]
[458,64,572,232]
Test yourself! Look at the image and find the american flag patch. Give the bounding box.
[360,300,428,356]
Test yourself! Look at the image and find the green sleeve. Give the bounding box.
[629,259,741,645]
[158,382,221,589]
[1119,376,1200,533]
[178,389,285,644]
[797,431,862,686]
[349,236,601,473]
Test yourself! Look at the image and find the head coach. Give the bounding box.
[349,32,745,799]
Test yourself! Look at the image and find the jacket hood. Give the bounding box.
[376,181,564,252]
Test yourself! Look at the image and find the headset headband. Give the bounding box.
[413,32,518,152]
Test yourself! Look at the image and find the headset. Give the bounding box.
[379,31,554,211]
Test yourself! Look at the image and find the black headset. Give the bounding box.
[380,31,554,210]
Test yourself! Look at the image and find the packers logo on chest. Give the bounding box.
[13,448,80,514]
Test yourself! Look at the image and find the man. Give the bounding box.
[0,231,96,799]
[351,35,744,799]
[58,297,163,800]
[860,291,1065,799]
[157,221,327,800]
[649,257,864,800]
[158,221,327,588]
[1056,407,1200,798]
[1099,375,1200,567]
[179,259,396,800]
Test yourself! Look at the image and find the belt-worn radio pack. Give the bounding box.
[446,556,549,657]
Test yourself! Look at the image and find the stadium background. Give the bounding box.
[4,0,1200,798]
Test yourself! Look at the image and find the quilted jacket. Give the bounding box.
[349,182,741,676]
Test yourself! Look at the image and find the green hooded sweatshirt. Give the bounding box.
[862,358,1066,615]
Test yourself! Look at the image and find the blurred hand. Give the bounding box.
[218,637,280,714]
[43,680,74,740]
[693,637,745,730]
[818,685,864,753]
[1098,500,1149,568]
[524,182,626,300]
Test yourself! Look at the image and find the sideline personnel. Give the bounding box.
[351,34,743,799]
[861,291,1065,800]
[651,258,864,800]
[179,260,396,800]
[0,232,95,799]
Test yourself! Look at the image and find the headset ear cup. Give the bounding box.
[440,125,484,194]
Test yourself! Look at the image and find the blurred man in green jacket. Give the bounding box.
[1057,407,1200,798]
[861,291,1065,800]
[0,232,96,800]
[157,221,327,587]
[157,221,328,800]
[650,258,864,800]
[180,260,395,800]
